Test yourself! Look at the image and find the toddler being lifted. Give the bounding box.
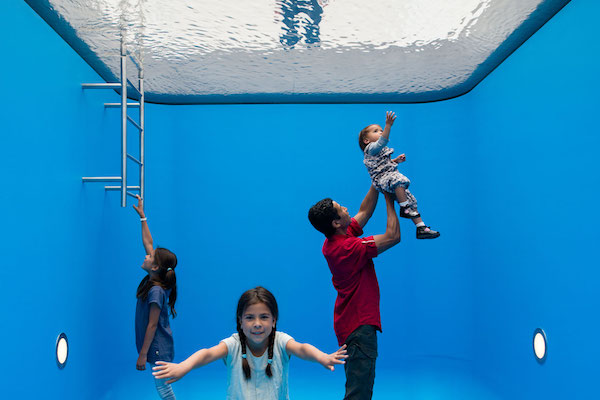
[359,111,440,239]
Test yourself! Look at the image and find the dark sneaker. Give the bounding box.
[400,206,420,219]
[416,226,440,239]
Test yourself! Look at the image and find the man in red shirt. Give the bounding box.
[308,186,400,399]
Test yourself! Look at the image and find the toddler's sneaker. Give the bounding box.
[399,206,420,219]
[416,226,440,239]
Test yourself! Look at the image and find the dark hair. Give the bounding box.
[308,198,340,238]
[236,286,279,380]
[358,124,376,151]
[136,247,178,317]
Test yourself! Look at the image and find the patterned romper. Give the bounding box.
[364,136,418,210]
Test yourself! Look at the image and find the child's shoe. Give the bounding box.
[399,206,420,219]
[416,226,440,239]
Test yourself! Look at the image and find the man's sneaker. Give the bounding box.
[399,206,420,219]
[416,226,440,239]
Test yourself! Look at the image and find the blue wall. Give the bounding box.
[467,1,600,398]
[1,1,598,399]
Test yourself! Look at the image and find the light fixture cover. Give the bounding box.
[56,332,68,369]
[533,328,547,363]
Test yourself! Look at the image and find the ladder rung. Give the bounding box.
[82,176,122,182]
[127,79,141,96]
[104,103,140,108]
[127,191,140,198]
[127,154,143,165]
[105,186,141,191]
[128,54,142,71]
[127,116,143,131]
[82,83,121,89]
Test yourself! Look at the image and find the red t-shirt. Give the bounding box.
[323,218,381,345]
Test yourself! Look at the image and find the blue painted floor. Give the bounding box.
[108,364,501,399]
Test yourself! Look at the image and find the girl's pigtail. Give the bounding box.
[265,327,276,378]
[166,269,177,318]
[238,329,252,380]
[155,248,178,318]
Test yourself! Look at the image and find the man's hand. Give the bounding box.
[383,192,396,203]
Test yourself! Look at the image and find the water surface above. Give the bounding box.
[26,0,570,103]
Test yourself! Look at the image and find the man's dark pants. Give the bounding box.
[343,325,378,400]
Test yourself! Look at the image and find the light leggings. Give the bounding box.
[151,363,176,400]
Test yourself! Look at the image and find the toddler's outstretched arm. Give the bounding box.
[392,153,406,163]
[133,195,153,255]
[382,111,396,140]
[153,342,228,384]
[286,340,348,371]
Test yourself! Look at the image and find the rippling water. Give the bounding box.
[26,0,570,103]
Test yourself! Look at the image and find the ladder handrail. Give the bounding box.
[81,40,145,208]
[120,42,127,207]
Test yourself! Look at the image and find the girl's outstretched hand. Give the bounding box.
[133,194,145,218]
[385,111,396,126]
[320,344,348,371]
[153,361,188,384]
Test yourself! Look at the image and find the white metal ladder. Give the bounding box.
[81,42,145,207]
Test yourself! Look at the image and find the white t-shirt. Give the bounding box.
[221,331,293,400]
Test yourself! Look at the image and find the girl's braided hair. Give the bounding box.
[236,286,279,380]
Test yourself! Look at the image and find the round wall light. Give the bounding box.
[533,328,547,364]
[56,333,69,369]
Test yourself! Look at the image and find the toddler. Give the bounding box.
[359,111,440,239]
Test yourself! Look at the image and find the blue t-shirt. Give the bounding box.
[135,285,174,363]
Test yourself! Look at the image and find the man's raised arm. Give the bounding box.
[372,193,400,254]
[354,185,379,228]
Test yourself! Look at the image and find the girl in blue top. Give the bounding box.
[152,286,347,400]
[133,195,179,400]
